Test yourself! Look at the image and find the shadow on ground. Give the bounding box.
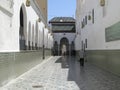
[55,56,120,90]
[55,56,81,89]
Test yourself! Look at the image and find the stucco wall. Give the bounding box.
[75,0,120,50]
[0,0,53,52]
[0,0,14,52]
[75,0,120,77]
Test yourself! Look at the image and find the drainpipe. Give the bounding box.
[42,27,45,59]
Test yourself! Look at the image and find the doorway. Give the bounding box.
[60,37,69,55]
[19,7,26,50]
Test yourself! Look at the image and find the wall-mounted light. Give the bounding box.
[88,15,91,20]
[38,18,41,22]
[26,0,30,7]
[45,26,47,29]
[100,0,105,6]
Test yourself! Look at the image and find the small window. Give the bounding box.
[92,9,94,24]
[85,16,87,25]
[85,39,87,48]
[81,41,84,50]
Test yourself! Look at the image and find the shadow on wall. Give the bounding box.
[86,50,120,76]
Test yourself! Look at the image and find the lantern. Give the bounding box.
[100,0,105,6]
[26,0,30,7]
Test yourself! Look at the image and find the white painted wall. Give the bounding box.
[75,34,81,50]
[0,0,52,52]
[75,0,120,50]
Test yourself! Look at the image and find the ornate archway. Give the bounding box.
[60,37,69,55]
[19,4,27,50]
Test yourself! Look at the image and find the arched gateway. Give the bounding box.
[60,37,69,55]
[19,4,27,50]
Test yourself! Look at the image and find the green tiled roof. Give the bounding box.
[52,24,75,32]
[49,17,75,23]
[53,26,75,31]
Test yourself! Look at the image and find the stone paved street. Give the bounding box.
[1,56,120,90]
[1,56,79,90]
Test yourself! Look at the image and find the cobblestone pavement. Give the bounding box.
[1,56,79,90]
[1,56,120,90]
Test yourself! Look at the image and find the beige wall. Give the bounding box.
[36,0,48,22]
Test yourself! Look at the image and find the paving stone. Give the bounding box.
[1,56,120,90]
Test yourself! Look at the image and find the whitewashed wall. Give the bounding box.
[104,0,120,49]
[75,34,81,50]
[0,0,14,52]
[75,0,120,50]
[0,0,52,52]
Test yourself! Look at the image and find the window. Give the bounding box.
[92,9,94,24]
[85,16,87,25]
[85,39,87,48]
[81,41,84,50]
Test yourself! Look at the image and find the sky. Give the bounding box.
[48,0,76,21]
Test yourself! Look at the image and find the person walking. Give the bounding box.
[80,50,84,66]
[62,44,67,56]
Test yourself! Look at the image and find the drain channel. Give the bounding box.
[32,85,43,88]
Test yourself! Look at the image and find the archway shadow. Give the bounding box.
[55,56,82,89]
[55,56,69,68]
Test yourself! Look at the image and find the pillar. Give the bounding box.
[69,44,71,56]
[58,44,60,56]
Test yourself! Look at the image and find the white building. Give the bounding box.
[0,0,53,86]
[0,0,53,52]
[49,17,76,56]
[75,0,120,76]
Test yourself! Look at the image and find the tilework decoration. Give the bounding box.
[105,21,120,42]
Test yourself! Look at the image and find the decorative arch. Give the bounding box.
[19,4,27,50]
[60,37,69,55]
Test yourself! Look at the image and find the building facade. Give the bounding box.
[49,17,76,56]
[75,0,120,76]
[0,0,53,52]
[0,0,53,86]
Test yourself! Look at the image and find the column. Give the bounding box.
[69,44,71,56]
[58,44,60,56]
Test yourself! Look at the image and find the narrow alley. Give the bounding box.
[2,56,120,90]
[0,0,120,90]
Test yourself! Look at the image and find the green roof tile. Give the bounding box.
[49,17,75,23]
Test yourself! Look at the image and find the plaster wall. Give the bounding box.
[76,0,120,50]
[0,0,52,52]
